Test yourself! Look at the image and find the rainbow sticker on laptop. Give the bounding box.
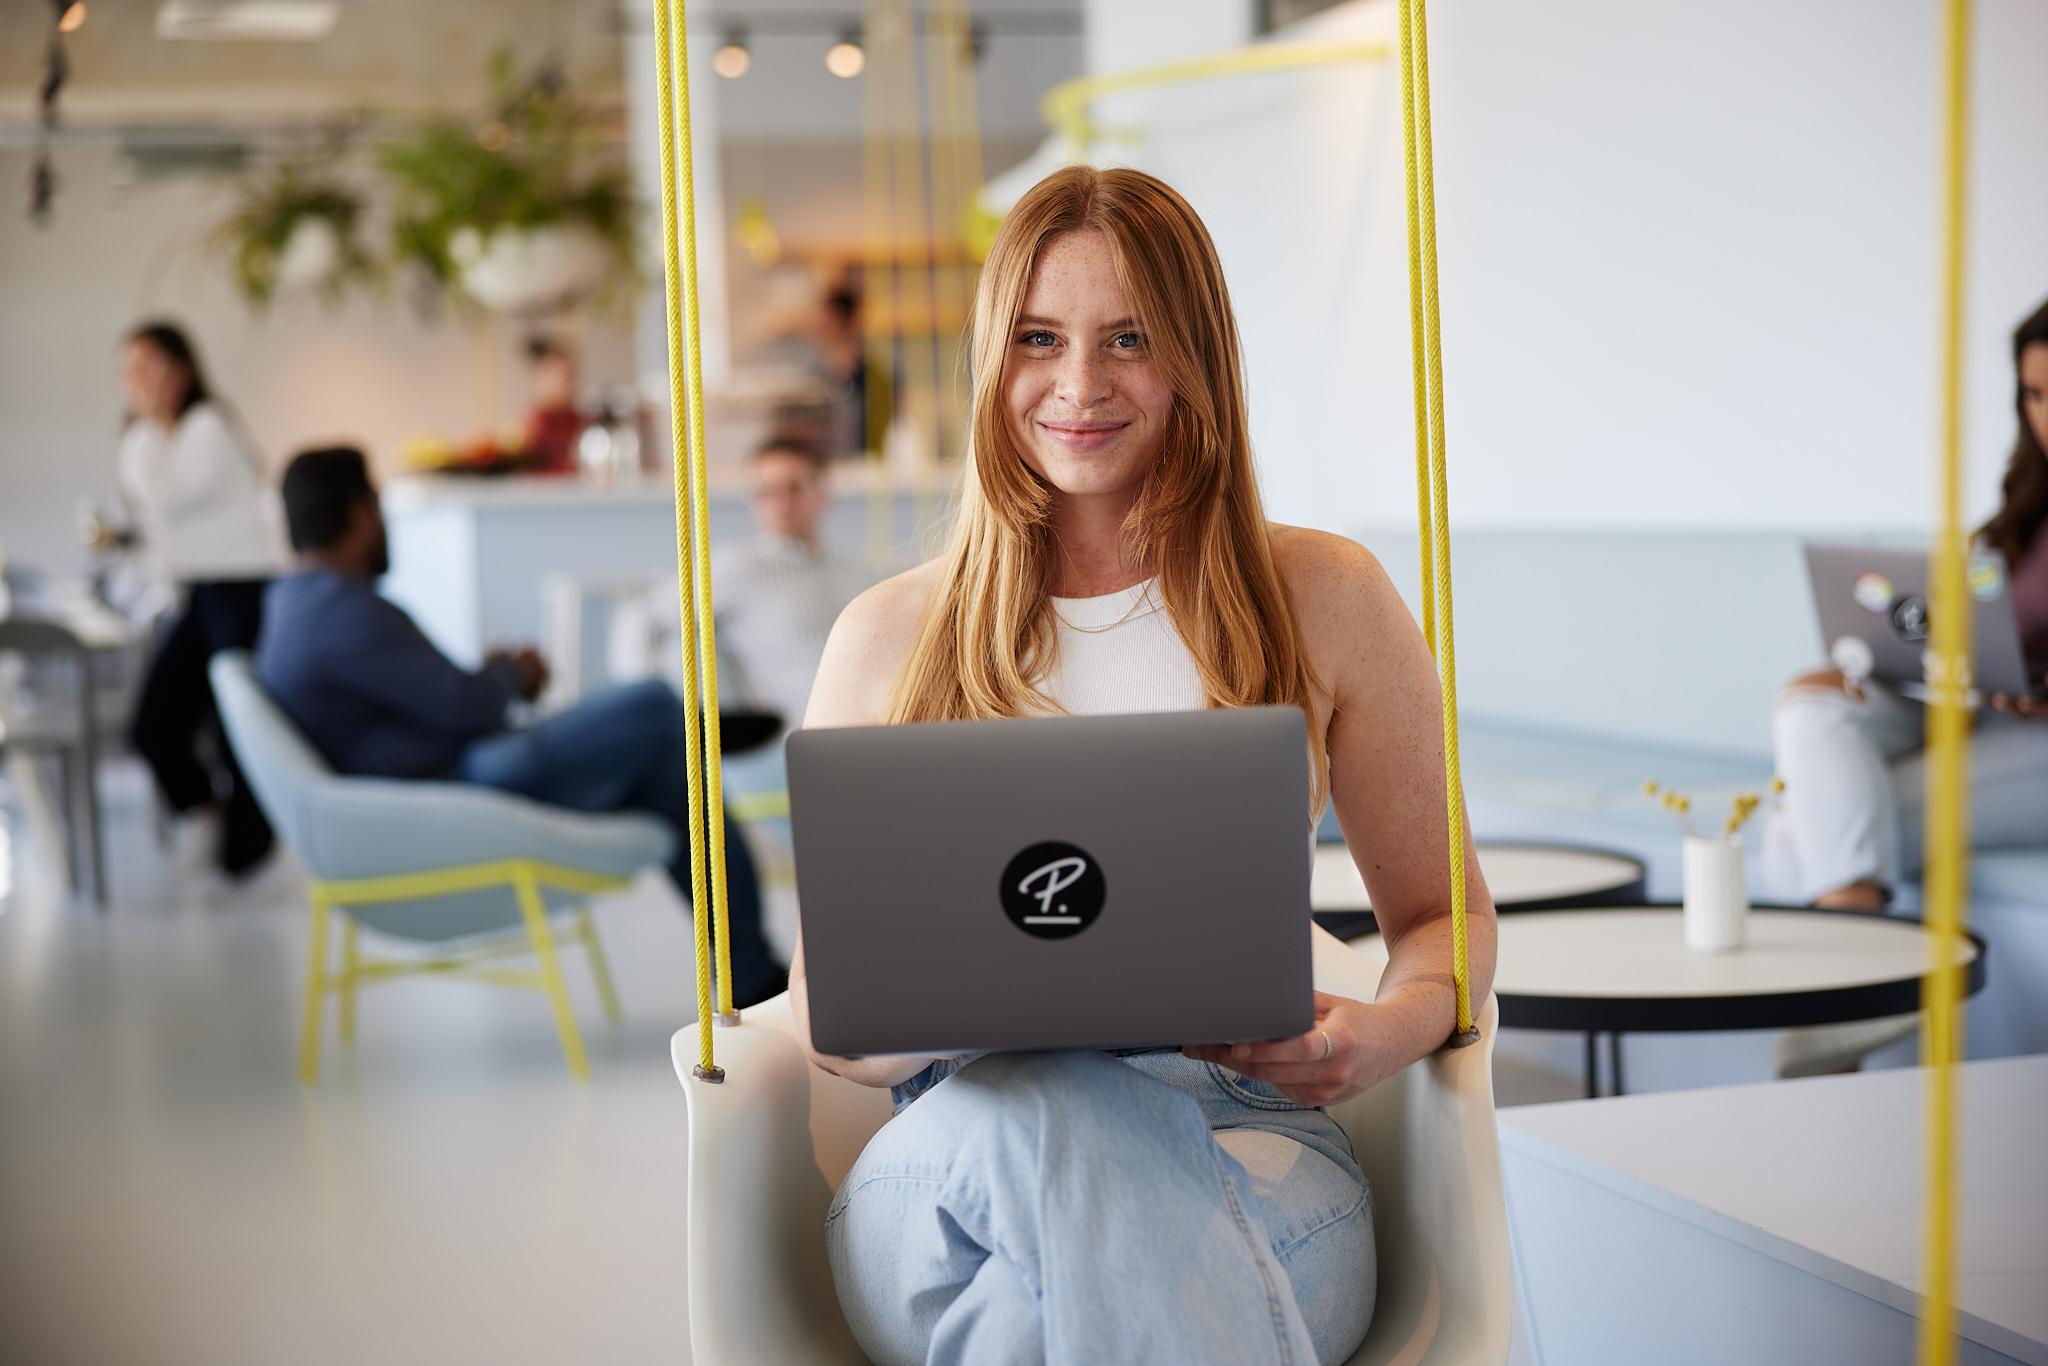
[1853,571,1894,614]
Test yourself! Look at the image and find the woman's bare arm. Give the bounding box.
[1184,527,1498,1106]
[787,561,949,1090]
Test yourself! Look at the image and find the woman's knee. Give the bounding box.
[1784,667,1853,696]
[1777,668,1867,725]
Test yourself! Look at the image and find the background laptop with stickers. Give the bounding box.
[1803,543,2034,700]
[788,706,1316,1059]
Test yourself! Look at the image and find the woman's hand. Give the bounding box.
[1184,991,1391,1109]
[788,931,939,1090]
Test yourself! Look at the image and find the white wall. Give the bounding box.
[1093,0,2048,535]
[626,6,732,397]
[1084,0,1253,74]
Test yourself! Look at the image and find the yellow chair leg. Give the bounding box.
[515,868,590,1081]
[576,907,623,1026]
[300,891,332,1084]
[338,916,360,1044]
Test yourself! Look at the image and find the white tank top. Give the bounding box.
[1042,579,1207,715]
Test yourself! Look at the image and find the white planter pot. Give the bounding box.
[449,223,607,316]
[274,215,341,293]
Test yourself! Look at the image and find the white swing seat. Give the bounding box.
[672,924,1511,1366]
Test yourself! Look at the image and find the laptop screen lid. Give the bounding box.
[788,706,1316,1058]
[1803,543,2031,698]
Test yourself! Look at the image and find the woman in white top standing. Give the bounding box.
[789,168,1498,1366]
[117,322,283,876]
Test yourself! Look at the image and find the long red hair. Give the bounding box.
[888,167,1325,801]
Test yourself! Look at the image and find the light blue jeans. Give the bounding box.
[826,1049,1375,1366]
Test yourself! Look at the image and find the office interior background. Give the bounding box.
[1,0,2044,1362]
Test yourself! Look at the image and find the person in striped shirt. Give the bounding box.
[709,439,876,734]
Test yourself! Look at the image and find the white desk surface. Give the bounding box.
[1500,1055,2048,1362]
[1311,843,1639,912]
[1490,907,1976,999]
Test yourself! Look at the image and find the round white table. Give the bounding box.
[1311,842,1645,940]
[1346,907,1985,1095]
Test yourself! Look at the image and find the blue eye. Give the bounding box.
[1020,331,1057,348]
[1112,332,1142,349]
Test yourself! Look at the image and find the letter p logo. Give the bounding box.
[999,841,1106,939]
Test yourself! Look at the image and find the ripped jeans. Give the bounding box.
[1770,677,2048,901]
[825,1049,1375,1366]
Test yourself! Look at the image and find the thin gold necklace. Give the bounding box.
[1052,581,1155,635]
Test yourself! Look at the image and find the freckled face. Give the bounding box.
[1002,229,1174,508]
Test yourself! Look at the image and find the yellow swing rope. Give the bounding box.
[1919,0,1972,1359]
[652,0,735,1082]
[1397,0,1476,1044]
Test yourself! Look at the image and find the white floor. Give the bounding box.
[0,758,1586,1365]
[0,759,782,1365]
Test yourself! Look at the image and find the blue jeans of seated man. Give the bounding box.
[456,679,779,1000]
[827,1049,1376,1366]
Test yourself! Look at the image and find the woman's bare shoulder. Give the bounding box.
[1267,523,1405,623]
[841,556,946,640]
[804,557,946,728]
[1267,523,1432,702]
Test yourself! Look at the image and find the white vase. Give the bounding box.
[1682,835,1748,953]
[449,223,607,316]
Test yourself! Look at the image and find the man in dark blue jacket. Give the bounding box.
[257,446,783,1008]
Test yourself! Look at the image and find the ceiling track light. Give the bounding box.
[824,26,864,79]
[712,25,749,79]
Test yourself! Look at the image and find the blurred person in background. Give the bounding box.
[523,336,586,474]
[259,447,784,1007]
[710,438,875,734]
[1771,296,2048,912]
[110,321,282,877]
[607,438,872,736]
[816,283,872,457]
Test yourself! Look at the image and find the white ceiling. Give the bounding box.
[1,0,1083,143]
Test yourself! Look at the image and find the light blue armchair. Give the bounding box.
[209,651,674,1081]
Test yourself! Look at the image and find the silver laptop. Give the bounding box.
[788,707,1316,1058]
[1805,543,2034,700]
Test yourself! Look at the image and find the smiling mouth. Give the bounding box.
[1039,420,1130,450]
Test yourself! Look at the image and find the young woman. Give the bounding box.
[787,168,1497,1366]
[116,322,283,876]
[1772,297,2048,910]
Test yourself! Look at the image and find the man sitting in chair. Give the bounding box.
[257,446,785,1008]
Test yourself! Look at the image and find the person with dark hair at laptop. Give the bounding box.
[1772,297,2048,918]
[256,446,784,1009]
[788,168,1499,1366]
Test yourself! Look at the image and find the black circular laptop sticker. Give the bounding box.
[1000,842,1106,940]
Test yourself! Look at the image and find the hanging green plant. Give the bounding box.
[214,153,379,309]
[381,50,637,316]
